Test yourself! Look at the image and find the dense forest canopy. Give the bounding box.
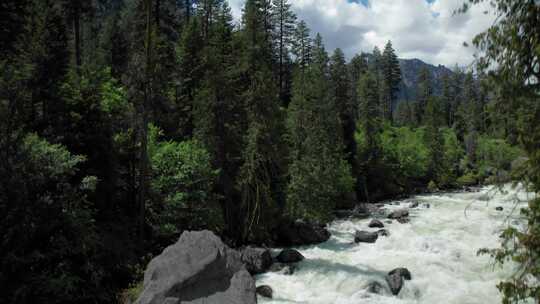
[0,0,537,303]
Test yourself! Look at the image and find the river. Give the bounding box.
[256,185,533,304]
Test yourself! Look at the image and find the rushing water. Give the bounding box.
[257,185,533,304]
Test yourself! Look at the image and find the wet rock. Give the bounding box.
[397,218,410,224]
[389,267,412,280]
[134,230,256,304]
[409,201,419,208]
[354,230,379,243]
[385,220,393,224]
[387,209,409,219]
[275,219,330,246]
[385,272,404,296]
[495,206,504,211]
[240,246,273,275]
[276,249,304,263]
[256,285,273,299]
[366,281,385,294]
[268,262,296,275]
[377,229,390,237]
[368,219,384,228]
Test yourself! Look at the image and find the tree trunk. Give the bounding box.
[74,6,81,73]
[138,0,153,243]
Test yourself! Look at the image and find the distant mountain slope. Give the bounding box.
[397,58,453,101]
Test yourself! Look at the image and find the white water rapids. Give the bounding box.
[257,185,533,304]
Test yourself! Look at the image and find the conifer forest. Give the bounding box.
[0,0,538,303]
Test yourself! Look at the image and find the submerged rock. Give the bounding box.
[368,219,384,228]
[134,230,256,304]
[275,219,330,246]
[409,201,419,208]
[276,249,304,263]
[366,281,385,294]
[397,218,410,224]
[240,246,273,275]
[385,272,404,295]
[388,209,409,219]
[354,230,379,243]
[377,229,390,237]
[268,262,296,275]
[389,267,412,280]
[256,285,273,298]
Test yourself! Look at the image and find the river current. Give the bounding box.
[256,185,533,304]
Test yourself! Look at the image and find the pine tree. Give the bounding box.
[175,17,204,138]
[330,48,358,204]
[348,52,369,115]
[271,0,296,105]
[357,70,381,203]
[424,96,444,184]
[292,20,312,71]
[440,72,453,127]
[415,67,432,125]
[381,41,401,123]
[192,1,246,243]
[287,34,353,220]
[236,0,286,242]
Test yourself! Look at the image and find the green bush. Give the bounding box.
[476,135,522,173]
[379,124,430,180]
[148,125,221,239]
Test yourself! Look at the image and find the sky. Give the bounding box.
[227,0,497,67]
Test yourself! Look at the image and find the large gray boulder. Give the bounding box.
[135,230,256,304]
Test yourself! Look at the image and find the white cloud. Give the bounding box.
[227,0,496,67]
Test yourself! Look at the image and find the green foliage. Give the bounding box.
[0,133,111,304]
[287,38,354,221]
[148,125,221,239]
[477,135,522,173]
[379,125,429,180]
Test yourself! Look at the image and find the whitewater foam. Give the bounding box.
[257,185,533,304]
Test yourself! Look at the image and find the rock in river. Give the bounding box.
[276,249,305,263]
[385,267,412,296]
[368,219,384,228]
[388,209,409,219]
[268,262,296,275]
[389,267,412,280]
[240,246,273,275]
[386,271,404,295]
[354,230,379,243]
[275,219,330,246]
[256,285,273,298]
[134,230,256,304]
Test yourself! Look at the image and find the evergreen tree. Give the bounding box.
[348,52,369,116]
[236,0,286,243]
[291,20,312,71]
[287,34,353,220]
[192,1,246,243]
[424,96,444,184]
[357,70,381,203]
[440,72,453,127]
[330,48,359,204]
[415,67,432,125]
[381,41,401,123]
[271,0,296,105]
